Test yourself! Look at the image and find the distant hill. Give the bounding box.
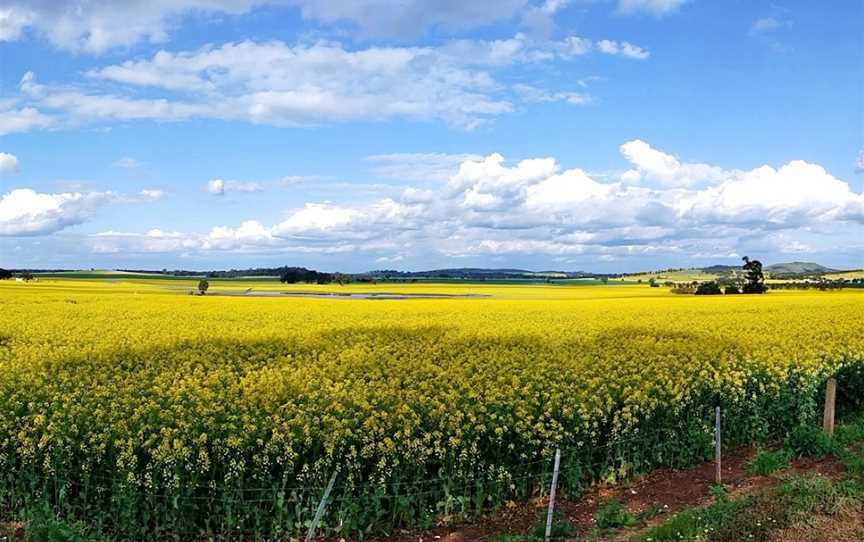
[367,268,598,280]
[764,261,837,276]
[698,265,740,275]
[625,261,847,282]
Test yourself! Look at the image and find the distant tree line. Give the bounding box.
[0,269,34,281]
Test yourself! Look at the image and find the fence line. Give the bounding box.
[1,421,712,497]
[0,376,845,539]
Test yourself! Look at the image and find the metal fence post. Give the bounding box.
[544,448,561,542]
[715,406,722,486]
[305,470,338,542]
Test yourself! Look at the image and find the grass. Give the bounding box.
[491,512,579,542]
[746,448,792,476]
[784,424,836,458]
[633,415,864,542]
[594,499,639,530]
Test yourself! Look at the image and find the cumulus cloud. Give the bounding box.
[617,0,688,16]
[86,141,864,261]
[9,31,648,131]
[206,179,265,195]
[0,152,18,174]
[619,140,730,187]
[0,187,162,236]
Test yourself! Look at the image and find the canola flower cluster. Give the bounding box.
[0,279,862,539]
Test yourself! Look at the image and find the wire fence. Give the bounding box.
[0,418,727,539]
[1,372,857,541]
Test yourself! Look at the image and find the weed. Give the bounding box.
[529,511,579,540]
[746,449,791,476]
[24,505,106,542]
[594,499,637,530]
[785,425,834,458]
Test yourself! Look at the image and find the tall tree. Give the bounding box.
[741,256,766,294]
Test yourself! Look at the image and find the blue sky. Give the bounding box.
[1,0,862,272]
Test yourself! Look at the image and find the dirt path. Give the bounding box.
[344,446,848,542]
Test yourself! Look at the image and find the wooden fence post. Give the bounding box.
[823,377,837,437]
[305,470,338,542]
[544,448,561,542]
[715,406,722,486]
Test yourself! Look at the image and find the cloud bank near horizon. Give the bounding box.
[4,140,862,267]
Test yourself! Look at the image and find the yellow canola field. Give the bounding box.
[0,279,862,537]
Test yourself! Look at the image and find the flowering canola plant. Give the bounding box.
[0,278,862,539]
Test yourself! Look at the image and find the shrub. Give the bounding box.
[724,285,740,294]
[594,499,637,530]
[746,449,791,476]
[785,425,834,458]
[695,282,723,295]
[742,282,768,294]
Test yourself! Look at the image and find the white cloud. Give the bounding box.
[203,220,275,250]
[139,189,165,200]
[0,189,92,235]
[512,84,593,105]
[113,157,143,169]
[290,0,530,38]
[0,187,162,236]
[617,0,688,16]
[75,141,864,262]
[750,17,782,34]
[680,160,864,226]
[856,147,864,173]
[0,152,19,175]
[8,31,648,132]
[206,178,265,195]
[619,139,730,187]
[0,105,53,135]
[368,153,484,182]
[0,1,543,53]
[595,40,650,59]
[0,1,276,53]
[274,203,362,235]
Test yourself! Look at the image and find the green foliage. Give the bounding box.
[197,279,209,294]
[634,473,857,542]
[785,425,835,458]
[528,511,578,541]
[593,499,637,530]
[637,414,864,542]
[708,483,727,501]
[492,534,538,542]
[741,256,766,294]
[836,364,864,419]
[746,449,791,476]
[25,504,107,542]
[723,285,740,294]
[695,282,723,295]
